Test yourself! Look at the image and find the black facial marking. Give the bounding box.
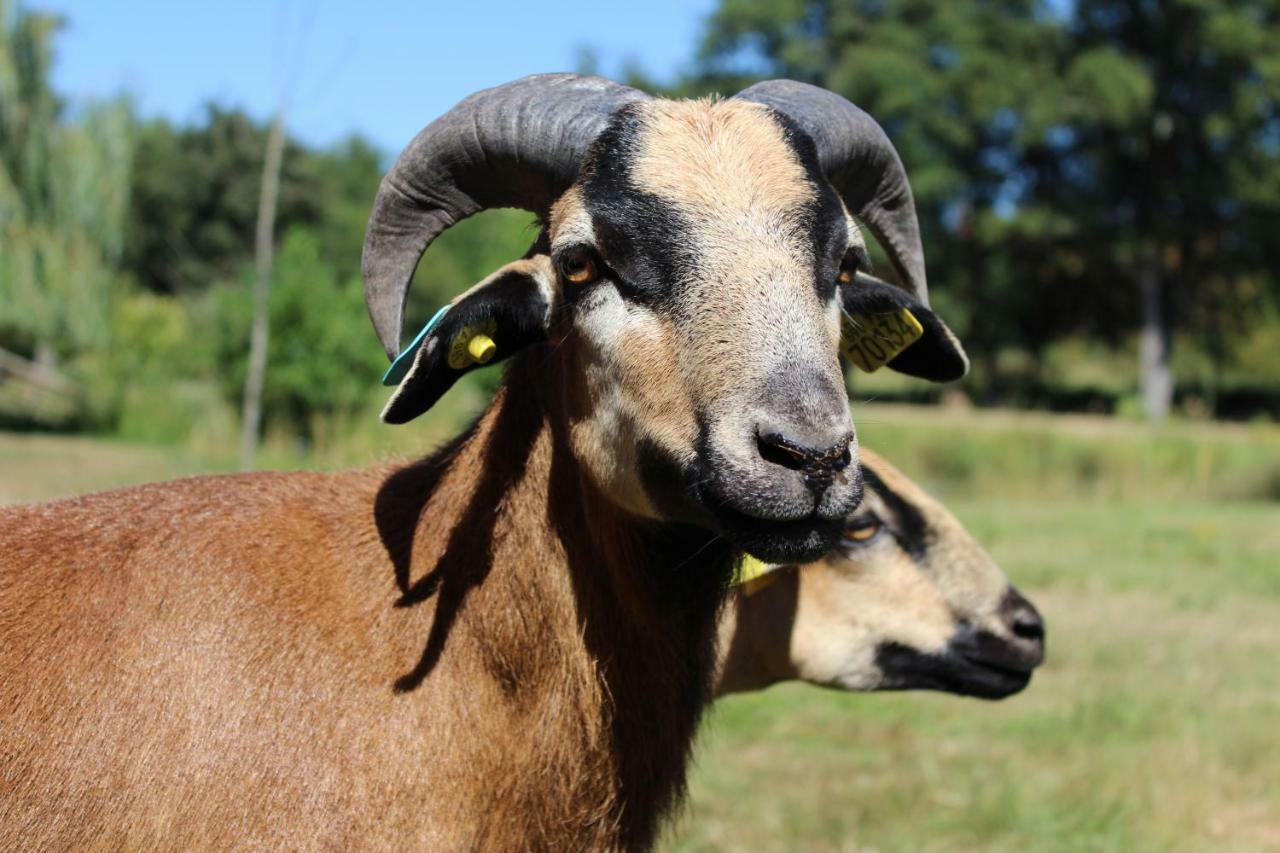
[578,106,696,304]
[860,466,930,560]
[766,108,849,297]
[577,103,850,306]
[873,641,1032,700]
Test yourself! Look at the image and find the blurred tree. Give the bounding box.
[239,110,286,471]
[123,107,323,295]
[210,228,383,444]
[122,105,534,438]
[0,1,131,369]
[1040,0,1280,419]
[688,0,1280,418]
[304,135,385,283]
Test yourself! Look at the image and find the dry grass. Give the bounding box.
[0,432,219,506]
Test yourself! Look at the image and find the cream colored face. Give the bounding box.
[545,98,869,564]
[786,451,1010,690]
[718,449,1044,699]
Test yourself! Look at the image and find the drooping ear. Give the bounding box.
[381,256,555,424]
[840,273,969,382]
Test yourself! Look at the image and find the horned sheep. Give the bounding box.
[0,74,968,850]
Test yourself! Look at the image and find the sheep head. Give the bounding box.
[719,448,1046,698]
[363,74,967,564]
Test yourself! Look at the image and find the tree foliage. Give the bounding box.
[209,228,382,442]
[0,1,131,357]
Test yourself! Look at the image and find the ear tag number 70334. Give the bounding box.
[841,308,924,373]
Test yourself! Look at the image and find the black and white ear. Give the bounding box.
[840,272,969,382]
[381,256,555,424]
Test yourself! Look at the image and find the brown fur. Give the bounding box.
[632,99,814,216]
[0,349,733,851]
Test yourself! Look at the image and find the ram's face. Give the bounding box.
[366,75,969,564]
[548,99,866,564]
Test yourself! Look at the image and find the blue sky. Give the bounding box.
[38,0,717,153]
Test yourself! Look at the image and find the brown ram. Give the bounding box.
[1,74,966,849]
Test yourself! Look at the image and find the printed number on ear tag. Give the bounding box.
[841,308,924,373]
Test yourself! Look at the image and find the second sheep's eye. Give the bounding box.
[841,516,882,547]
[558,247,600,285]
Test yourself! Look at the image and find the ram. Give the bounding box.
[716,449,1046,698]
[0,74,966,850]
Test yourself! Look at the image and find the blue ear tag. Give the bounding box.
[381,304,452,387]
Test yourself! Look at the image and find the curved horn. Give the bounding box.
[363,74,650,359]
[735,80,930,306]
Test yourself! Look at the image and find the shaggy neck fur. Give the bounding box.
[375,351,735,850]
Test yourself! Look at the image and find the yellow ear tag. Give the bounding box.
[841,308,924,373]
[446,320,499,369]
[734,555,783,596]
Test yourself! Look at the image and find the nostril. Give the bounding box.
[1000,587,1045,647]
[756,431,853,477]
[1011,610,1045,643]
[756,433,810,472]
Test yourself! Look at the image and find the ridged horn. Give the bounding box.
[363,73,650,359]
[736,80,931,306]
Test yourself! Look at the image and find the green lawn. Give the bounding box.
[2,406,1277,850]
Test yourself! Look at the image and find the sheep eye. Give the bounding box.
[836,249,860,286]
[841,517,881,546]
[558,247,600,285]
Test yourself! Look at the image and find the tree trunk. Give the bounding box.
[239,112,286,472]
[1138,247,1173,422]
[0,345,74,394]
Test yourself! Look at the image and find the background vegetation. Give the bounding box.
[2,1,1278,849]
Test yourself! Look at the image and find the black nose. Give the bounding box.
[755,423,853,485]
[999,587,1046,667]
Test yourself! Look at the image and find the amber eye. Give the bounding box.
[842,517,881,545]
[558,247,600,285]
[836,250,860,286]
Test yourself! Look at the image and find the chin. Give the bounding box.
[710,505,845,565]
[873,643,1034,700]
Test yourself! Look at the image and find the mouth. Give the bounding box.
[704,500,846,564]
[874,642,1036,700]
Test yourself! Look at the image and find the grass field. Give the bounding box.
[2,405,1277,851]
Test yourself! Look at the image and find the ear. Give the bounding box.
[840,273,969,382]
[381,256,555,424]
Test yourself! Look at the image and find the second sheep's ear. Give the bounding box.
[381,256,555,424]
[840,273,969,383]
